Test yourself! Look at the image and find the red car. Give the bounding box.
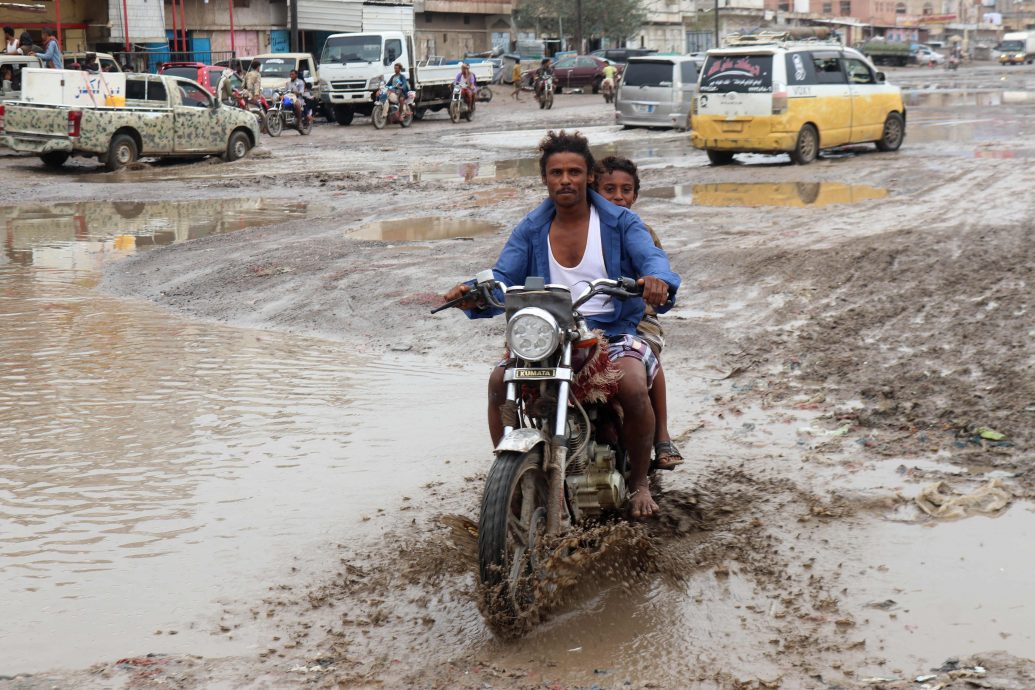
[157,62,230,95]
[549,55,622,94]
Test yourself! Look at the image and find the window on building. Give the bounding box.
[839,0,851,14]
[463,14,471,25]
[425,14,432,22]
[896,2,907,12]
[822,2,833,13]
[922,2,933,13]
[778,1,790,9]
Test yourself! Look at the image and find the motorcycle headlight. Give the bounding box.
[368,76,383,89]
[506,307,561,362]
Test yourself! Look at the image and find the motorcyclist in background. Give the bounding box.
[242,60,263,107]
[454,62,477,113]
[378,62,410,109]
[534,58,553,102]
[217,68,236,106]
[286,69,309,124]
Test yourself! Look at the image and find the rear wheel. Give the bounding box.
[790,124,819,165]
[105,134,138,171]
[478,450,549,633]
[298,114,312,135]
[400,108,413,127]
[706,150,735,166]
[265,111,283,137]
[412,107,426,121]
[875,111,904,152]
[40,151,69,169]
[224,130,252,162]
[371,105,387,129]
[478,85,493,102]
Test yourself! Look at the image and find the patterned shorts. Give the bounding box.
[498,333,660,389]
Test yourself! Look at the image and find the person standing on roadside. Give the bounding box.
[35,27,62,69]
[4,27,18,55]
[510,60,523,101]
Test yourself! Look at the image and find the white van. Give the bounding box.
[615,55,698,130]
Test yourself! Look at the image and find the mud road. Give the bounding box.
[1,63,1033,689]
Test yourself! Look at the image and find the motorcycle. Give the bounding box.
[946,53,960,71]
[372,81,415,129]
[433,271,652,631]
[449,81,475,123]
[232,87,271,134]
[265,89,313,137]
[601,76,616,104]
[536,74,555,110]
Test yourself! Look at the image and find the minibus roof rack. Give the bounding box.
[724,28,843,48]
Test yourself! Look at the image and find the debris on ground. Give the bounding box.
[914,479,1012,520]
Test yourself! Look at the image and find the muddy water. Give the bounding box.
[641,181,888,207]
[0,198,484,672]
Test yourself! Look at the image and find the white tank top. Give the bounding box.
[547,207,612,317]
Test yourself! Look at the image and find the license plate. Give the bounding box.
[634,104,655,113]
[720,122,744,133]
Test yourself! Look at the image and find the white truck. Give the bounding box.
[998,32,1035,65]
[319,28,491,125]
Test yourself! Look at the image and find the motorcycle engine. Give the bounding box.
[565,442,627,520]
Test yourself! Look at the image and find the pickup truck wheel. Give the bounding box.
[875,112,905,152]
[40,152,70,169]
[224,130,252,162]
[105,134,138,171]
[412,108,426,121]
[790,124,819,165]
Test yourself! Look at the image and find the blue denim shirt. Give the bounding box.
[36,39,62,70]
[465,190,681,337]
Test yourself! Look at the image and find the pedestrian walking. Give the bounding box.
[510,61,523,101]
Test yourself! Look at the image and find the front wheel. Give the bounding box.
[544,92,554,110]
[334,105,354,126]
[371,105,387,129]
[876,112,905,152]
[478,450,549,633]
[706,150,735,166]
[449,101,461,123]
[265,111,283,137]
[40,151,70,169]
[790,124,819,165]
[223,130,252,162]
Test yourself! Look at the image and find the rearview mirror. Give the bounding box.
[875,71,886,83]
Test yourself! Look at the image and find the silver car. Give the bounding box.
[615,55,699,130]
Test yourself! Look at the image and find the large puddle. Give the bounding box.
[348,216,500,241]
[641,181,889,207]
[0,197,485,672]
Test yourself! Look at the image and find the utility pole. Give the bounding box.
[290,0,299,51]
[714,0,720,49]
[575,0,584,54]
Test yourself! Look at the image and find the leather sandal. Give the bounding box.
[654,441,684,471]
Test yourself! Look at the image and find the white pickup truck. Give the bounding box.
[319,31,492,125]
[0,69,260,170]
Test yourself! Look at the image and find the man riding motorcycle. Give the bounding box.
[454,62,477,113]
[286,68,312,124]
[216,68,236,106]
[242,60,264,108]
[378,62,411,115]
[534,58,553,101]
[601,60,618,94]
[441,130,681,519]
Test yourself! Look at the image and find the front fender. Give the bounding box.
[494,427,549,455]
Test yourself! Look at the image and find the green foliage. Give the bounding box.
[514,0,649,44]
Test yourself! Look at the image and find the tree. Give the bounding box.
[514,0,649,48]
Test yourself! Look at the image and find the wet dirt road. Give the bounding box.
[1,64,1033,689]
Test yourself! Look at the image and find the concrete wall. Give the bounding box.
[415,11,510,58]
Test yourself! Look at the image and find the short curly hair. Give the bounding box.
[538,130,595,179]
[594,156,640,195]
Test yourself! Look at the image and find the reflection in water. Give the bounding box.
[0,197,483,672]
[349,216,500,241]
[905,90,1035,108]
[1,198,310,267]
[641,182,889,207]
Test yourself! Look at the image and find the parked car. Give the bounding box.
[691,43,905,165]
[158,62,226,95]
[615,55,698,130]
[590,48,658,65]
[914,45,945,65]
[550,54,620,93]
[63,52,122,72]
